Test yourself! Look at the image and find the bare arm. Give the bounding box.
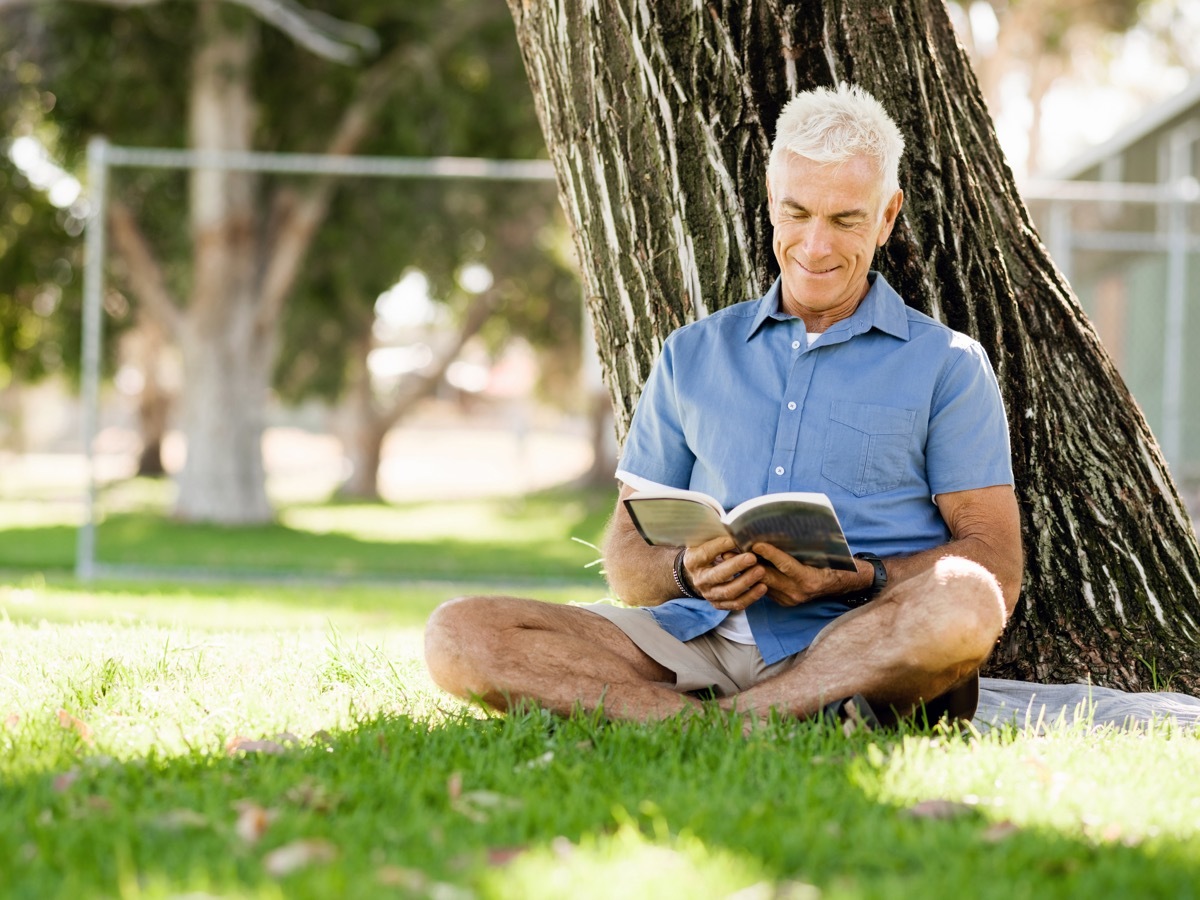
[749,483,1024,615]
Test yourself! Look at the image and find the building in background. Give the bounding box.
[1025,76,1200,495]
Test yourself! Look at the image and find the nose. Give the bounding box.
[800,220,833,260]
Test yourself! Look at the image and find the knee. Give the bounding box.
[919,557,1007,663]
[423,595,494,696]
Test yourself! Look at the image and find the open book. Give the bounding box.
[623,488,856,571]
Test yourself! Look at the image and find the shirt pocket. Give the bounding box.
[821,401,917,496]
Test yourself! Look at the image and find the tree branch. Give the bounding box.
[107,198,184,338]
[252,41,419,336]
[380,290,498,431]
[0,0,378,65]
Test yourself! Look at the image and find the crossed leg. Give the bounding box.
[423,596,702,720]
[424,556,1006,724]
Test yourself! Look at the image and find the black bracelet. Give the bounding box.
[672,547,702,599]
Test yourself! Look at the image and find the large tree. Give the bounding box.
[506,0,1200,692]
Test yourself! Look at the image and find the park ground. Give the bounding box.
[1,417,1199,899]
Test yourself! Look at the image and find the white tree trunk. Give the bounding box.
[174,0,273,522]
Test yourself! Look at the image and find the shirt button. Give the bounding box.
[791,340,801,349]
[787,401,797,410]
[775,466,785,475]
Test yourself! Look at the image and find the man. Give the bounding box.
[424,83,1023,727]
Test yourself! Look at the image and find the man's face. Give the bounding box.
[768,152,903,327]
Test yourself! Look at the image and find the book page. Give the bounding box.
[727,500,855,571]
[623,496,731,548]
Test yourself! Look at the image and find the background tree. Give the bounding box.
[947,0,1145,174]
[2,0,566,521]
[506,0,1200,692]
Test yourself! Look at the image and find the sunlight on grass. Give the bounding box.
[482,823,793,900]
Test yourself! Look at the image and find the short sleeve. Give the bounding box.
[616,336,696,489]
[925,341,1014,495]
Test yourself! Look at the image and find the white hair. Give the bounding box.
[768,83,905,197]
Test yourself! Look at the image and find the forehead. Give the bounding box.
[770,153,884,210]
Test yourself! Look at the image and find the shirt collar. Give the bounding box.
[745,272,911,342]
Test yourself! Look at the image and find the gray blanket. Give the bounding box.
[974,678,1200,732]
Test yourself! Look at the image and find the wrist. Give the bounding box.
[672,548,702,599]
[849,552,887,607]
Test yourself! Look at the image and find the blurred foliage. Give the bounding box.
[0,0,581,410]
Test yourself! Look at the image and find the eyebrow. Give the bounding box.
[779,199,869,219]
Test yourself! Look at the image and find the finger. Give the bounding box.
[750,542,804,572]
[695,560,763,599]
[705,552,761,584]
[690,536,740,567]
[710,581,768,611]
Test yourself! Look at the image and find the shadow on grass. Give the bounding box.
[3,712,1198,900]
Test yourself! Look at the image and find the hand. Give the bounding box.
[682,537,769,612]
[750,542,865,607]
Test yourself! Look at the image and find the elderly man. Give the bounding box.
[424,83,1023,728]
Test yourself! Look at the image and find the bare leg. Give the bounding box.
[721,556,1007,722]
[424,596,702,721]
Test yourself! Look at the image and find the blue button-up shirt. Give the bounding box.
[617,273,1013,664]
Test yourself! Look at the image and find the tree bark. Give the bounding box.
[507,0,1200,691]
[174,0,273,523]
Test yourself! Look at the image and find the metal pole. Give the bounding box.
[76,136,108,581]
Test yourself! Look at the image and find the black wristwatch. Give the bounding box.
[850,552,888,607]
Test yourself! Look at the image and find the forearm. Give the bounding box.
[879,534,1023,615]
[602,522,680,607]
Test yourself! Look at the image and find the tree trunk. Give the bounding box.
[507,0,1200,692]
[174,0,273,523]
[127,315,171,477]
[338,290,499,501]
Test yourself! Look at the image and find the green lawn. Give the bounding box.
[1,484,1199,898]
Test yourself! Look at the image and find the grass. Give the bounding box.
[1,480,1199,897]
[0,476,615,583]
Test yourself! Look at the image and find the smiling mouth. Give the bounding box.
[798,262,837,275]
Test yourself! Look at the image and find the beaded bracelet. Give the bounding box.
[672,547,702,599]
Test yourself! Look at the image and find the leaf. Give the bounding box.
[226,736,287,755]
[262,838,337,876]
[905,799,976,820]
[4,713,19,729]
[447,771,463,802]
[452,790,523,824]
[52,770,80,793]
[981,820,1020,843]
[486,846,528,866]
[376,866,428,890]
[56,709,94,745]
[233,801,277,844]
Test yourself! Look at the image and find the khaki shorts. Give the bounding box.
[578,601,804,698]
[578,601,980,722]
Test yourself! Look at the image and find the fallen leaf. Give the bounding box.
[906,799,976,820]
[52,770,80,793]
[233,801,277,844]
[447,771,463,802]
[262,838,337,877]
[56,709,94,745]
[226,736,287,755]
[982,821,1020,843]
[376,865,428,890]
[486,846,528,867]
[452,790,523,824]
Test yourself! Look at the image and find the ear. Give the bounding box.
[876,189,904,246]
